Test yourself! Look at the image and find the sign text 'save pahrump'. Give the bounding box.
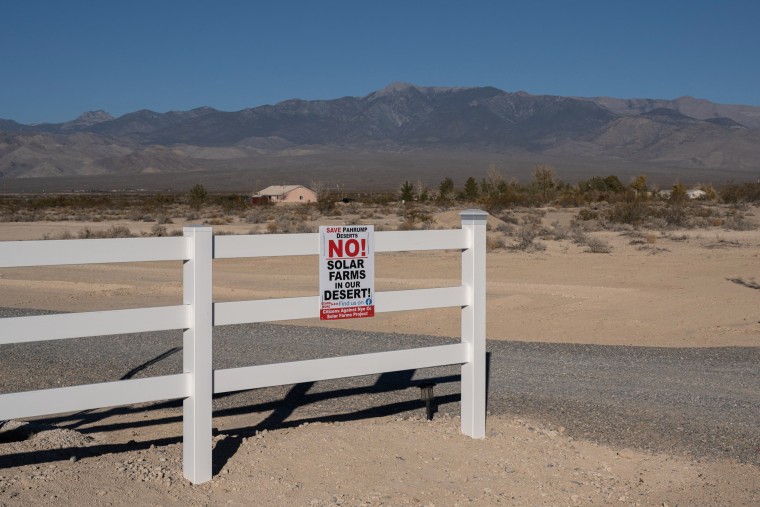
[319,225,375,320]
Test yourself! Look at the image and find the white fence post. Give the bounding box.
[182,226,213,483]
[460,209,487,438]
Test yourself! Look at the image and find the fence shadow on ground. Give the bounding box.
[0,370,465,473]
[727,277,760,290]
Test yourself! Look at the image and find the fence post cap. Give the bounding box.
[460,209,488,225]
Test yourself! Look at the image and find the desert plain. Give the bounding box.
[1,201,760,505]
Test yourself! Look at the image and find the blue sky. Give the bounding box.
[2,1,759,124]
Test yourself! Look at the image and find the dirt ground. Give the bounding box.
[1,205,760,505]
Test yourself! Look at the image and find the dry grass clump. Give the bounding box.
[703,236,745,249]
[570,197,760,235]
[265,218,315,234]
[486,235,502,252]
[584,236,612,253]
[722,215,756,231]
[397,207,435,231]
[41,224,189,240]
[547,221,569,240]
[569,229,612,253]
[662,233,689,242]
[77,225,133,239]
[507,225,547,252]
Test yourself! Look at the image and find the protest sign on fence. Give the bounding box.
[319,225,375,320]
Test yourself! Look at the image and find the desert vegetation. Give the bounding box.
[0,171,758,255]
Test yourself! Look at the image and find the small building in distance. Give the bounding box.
[253,185,317,204]
[686,189,707,200]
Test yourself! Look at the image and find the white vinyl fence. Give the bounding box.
[0,209,487,484]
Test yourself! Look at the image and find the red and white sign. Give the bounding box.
[319,225,375,320]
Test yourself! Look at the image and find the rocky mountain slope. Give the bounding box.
[2,83,759,181]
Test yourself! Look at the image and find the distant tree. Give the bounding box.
[480,167,509,212]
[581,175,625,196]
[311,180,334,212]
[603,175,625,193]
[415,180,429,202]
[698,183,718,200]
[188,183,208,210]
[463,176,479,201]
[630,174,649,199]
[438,177,455,201]
[670,183,687,203]
[532,164,556,202]
[399,180,415,202]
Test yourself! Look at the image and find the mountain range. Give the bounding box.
[2,82,760,189]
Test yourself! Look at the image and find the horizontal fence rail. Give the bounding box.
[0,211,487,485]
[0,305,188,345]
[214,344,469,394]
[0,236,188,268]
[0,374,187,421]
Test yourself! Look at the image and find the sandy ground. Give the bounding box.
[2,412,760,506]
[2,206,760,505]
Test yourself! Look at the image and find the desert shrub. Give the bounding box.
[398,217,418,231]
[549,221,569,240]
[570,229,590,246]
[606,199,651,226]
[720,182,760,204]
[656,202,688,227]
[576,208,598,221]
[150,224,168,237]
[278,220,316,234]
[585,236,612,253]
[486,235,502,252]
[397,209,434,231]
[42,230,75,240]
[521,209,546,225]
[508,225,547,252]
[665,233,689,242]
[399,180,415,202]
[245,212,264,224]
[578,175,626,198]
[188,184,208,210]
[555,189,586,207]
[77,225,133,239]
[214,194,247,213]
[497,212,520,225]
[723,215,756,231]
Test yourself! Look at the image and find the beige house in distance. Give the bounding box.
[253,185,317,204]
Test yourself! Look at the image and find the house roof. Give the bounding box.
[256,185,306,197]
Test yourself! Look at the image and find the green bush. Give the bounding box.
[188,184,208,210]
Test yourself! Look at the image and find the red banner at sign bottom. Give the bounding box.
[320,305,375,320]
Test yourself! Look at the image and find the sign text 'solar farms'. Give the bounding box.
[319,225,375,320]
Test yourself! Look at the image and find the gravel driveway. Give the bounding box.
[2,308,759,466]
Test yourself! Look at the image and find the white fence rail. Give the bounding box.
[0,209,487,484]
